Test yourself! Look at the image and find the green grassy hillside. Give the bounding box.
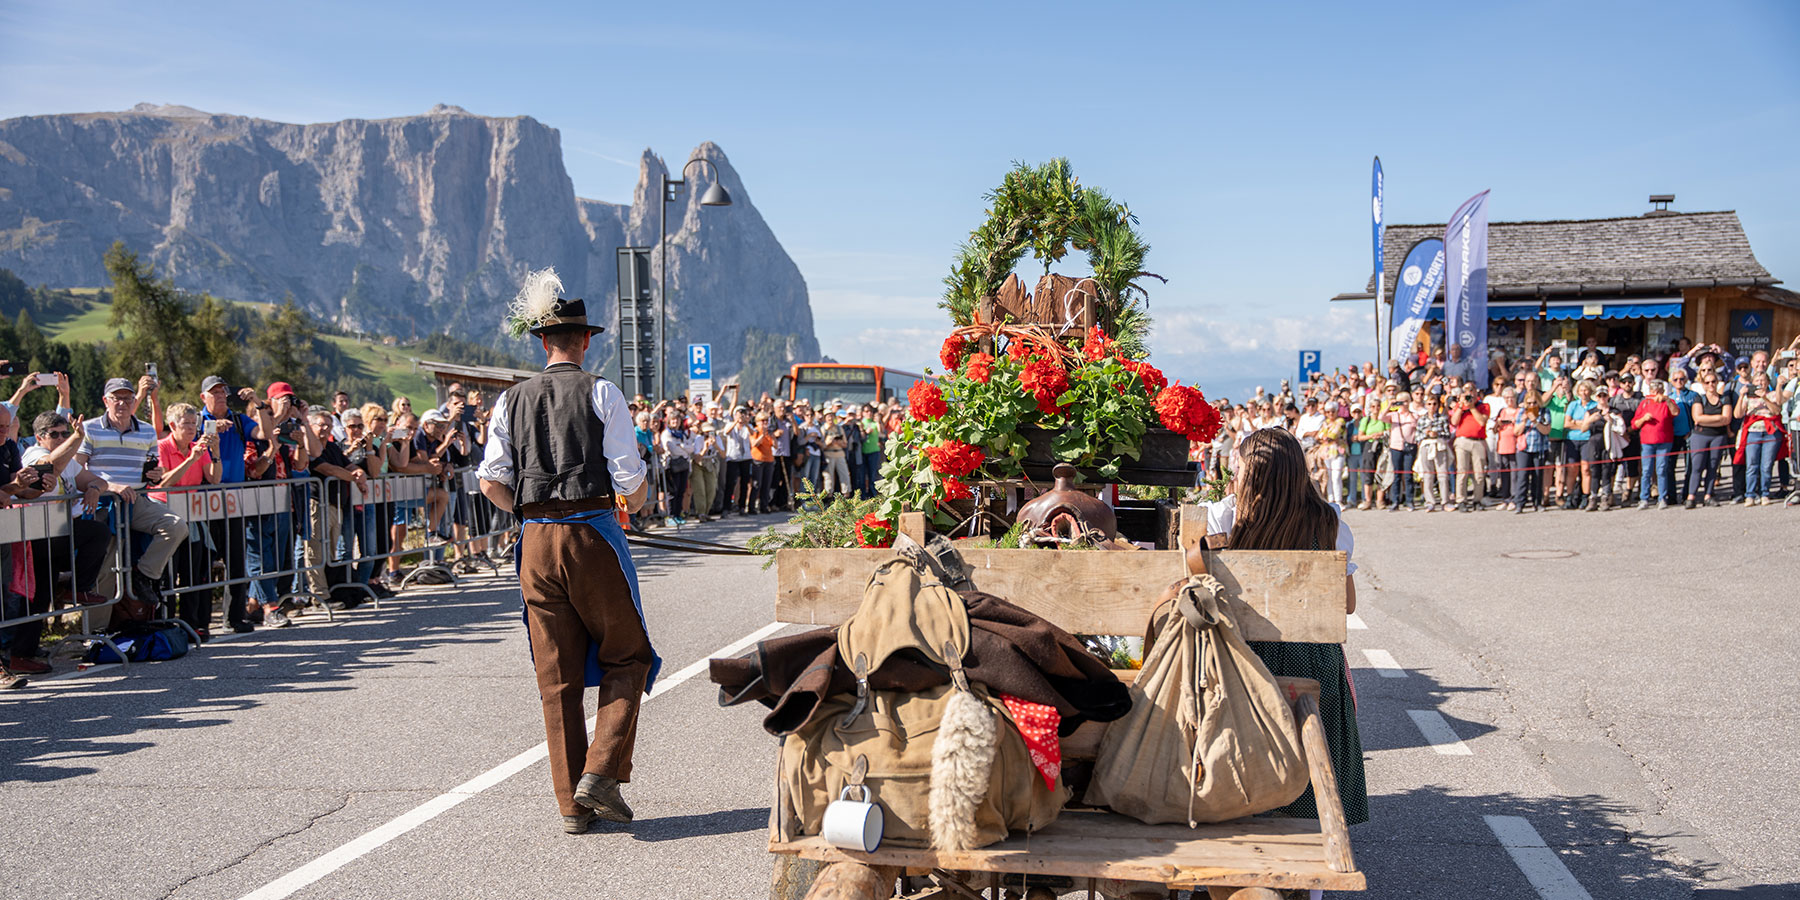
[38,292,439,407]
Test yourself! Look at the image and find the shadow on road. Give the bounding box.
[585,806,766,843]
[1361,786,1715,898]
[1353,668,1496,753]
[0,581,520,785]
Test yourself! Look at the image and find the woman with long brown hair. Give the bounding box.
[1205,427,1368,828]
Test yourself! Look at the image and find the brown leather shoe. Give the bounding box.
[561,809,596,834]
[7,657,50,675]
[574,773,633,823]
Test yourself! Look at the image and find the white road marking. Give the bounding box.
[1484,815,1595,900]
[1406,709,1474,755]
[1362,649,1407,678]
[1346,612,1368,630]
[236,621,784,900]
[43,664,120,681]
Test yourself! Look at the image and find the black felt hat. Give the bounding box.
[529,296,605,336]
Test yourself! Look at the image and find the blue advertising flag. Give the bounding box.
[1371,157,1384,273]
[1444,190,1491,386]
[1388,238,1447,362]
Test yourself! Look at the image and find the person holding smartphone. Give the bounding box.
[154,402,221,637]
[75,377,186,616]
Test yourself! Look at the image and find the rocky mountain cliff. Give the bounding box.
[0,102,817,390]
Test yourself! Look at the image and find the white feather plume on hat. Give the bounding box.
[505,267,564,337]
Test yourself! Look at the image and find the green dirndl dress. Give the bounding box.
[1246,639,1369,826]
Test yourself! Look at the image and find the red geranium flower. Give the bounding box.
[855,513,894,548]
[1019,357,1071,416]
[940,476,973,502]
[1154,383,1223,443]
[908,380,947,421]
[1121,359,1167,397]
[1082,325,1115,362]
[964,352,994,384]
[925,439,985,477]
[1005,335,1040,361]
[940,334,973,371]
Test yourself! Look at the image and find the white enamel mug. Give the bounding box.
[821,784,883,852]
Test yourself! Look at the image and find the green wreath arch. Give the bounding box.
[939,159,1162,357]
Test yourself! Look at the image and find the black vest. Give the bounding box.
[505,362,616,507]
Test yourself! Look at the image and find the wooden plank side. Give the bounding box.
[774,548,1347,643]
[772,828,1366,891]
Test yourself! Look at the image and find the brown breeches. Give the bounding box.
[520,521,654,816]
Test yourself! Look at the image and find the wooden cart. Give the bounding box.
[765,507,1364,900]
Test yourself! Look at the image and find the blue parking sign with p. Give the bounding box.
[688,344,711,381]
[1299,350,1321,385]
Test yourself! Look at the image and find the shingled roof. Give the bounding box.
[1341,210,1777,299]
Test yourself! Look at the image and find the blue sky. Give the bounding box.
[3,0,1797,400]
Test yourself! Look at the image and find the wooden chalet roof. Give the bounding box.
[1338,210,1779,300]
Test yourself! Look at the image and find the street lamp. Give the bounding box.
[659,154,732,399]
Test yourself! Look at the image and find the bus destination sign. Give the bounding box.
[798,367,877,385]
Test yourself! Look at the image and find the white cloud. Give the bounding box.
[1148,304,1378,402]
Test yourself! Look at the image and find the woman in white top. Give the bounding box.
[1199,427,1367,828]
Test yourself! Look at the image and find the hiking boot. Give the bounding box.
[562,809,597,834]
[573,773,633,823]
[131,570,163,613]
[7,657,50,675]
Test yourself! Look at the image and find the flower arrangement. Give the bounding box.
[876,322,1221,527]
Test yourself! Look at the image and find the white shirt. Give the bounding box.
[722,422,752,461]
[23,445,88,516]
[1199,495,1358,576]
[475,370,645,495]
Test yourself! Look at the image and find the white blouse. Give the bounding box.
[1199,496,1358,576]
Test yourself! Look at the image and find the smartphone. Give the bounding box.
[145,363,158,381]
[1551,340,1567,349]
[0,362,22,377]
[30,463,54,477]
[204,420,221,436]
[35,373,57,387]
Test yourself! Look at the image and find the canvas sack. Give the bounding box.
[1084,574,1308,825]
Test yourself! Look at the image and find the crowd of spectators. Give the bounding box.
[0,368,510,687]
[627,393,906,524]
[1198,334,1800,514]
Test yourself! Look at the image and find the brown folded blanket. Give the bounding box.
[708,589,1131,736]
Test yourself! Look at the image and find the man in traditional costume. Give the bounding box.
[477,268,660,834]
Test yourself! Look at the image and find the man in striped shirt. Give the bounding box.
[78,376,187,611]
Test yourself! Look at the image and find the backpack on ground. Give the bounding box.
[87,624,191,664]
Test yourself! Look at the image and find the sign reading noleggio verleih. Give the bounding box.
[1389,237,1447,361]
[1444,190,1491,385]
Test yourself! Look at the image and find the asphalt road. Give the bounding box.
[2,508,1792,899]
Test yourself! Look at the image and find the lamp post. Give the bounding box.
[658,154,732,399]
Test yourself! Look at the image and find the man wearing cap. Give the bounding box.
[477,268,655,834]
[199,377,272,632]
[78,376,186,611]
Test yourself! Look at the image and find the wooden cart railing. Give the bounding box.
[765,509,1364,899]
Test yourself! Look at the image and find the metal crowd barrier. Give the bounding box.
[155,475,332,622]
[0,491,132,665]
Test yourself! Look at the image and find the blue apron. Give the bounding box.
[515,508,662,692]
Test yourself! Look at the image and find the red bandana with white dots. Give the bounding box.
[1001,694,1061,789]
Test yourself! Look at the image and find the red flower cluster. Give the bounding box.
[940,476,973,502]
[1082,325,1115,362]
[908,380,947,421]
[963,352,995,384]
[940,334,973,371]
[925,439,985,477]
[1005,335,1041,361]
[1120,359,1167,397]
[855,513,894,548]
[1019,357,1071,416]
[1154,384,1223,443]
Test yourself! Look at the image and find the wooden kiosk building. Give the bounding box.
[1333,197,1797,360]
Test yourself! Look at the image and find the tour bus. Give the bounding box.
[781,363,929,408]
